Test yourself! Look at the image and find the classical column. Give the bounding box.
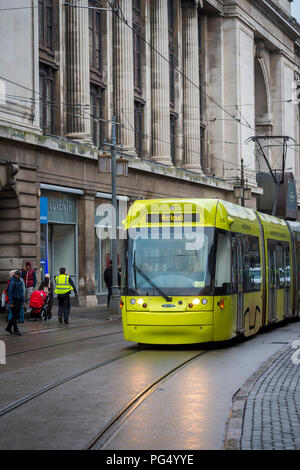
[114,0,135,151]
[151,0,172,165]
[182,0,202,173]
[66,1,91,142]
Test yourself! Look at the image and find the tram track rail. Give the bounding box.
[0,318,119,340]
[0,349,140,418]
[87,348,212,450]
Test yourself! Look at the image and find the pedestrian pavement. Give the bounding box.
[0,304,121,337]
[224,341,300,450]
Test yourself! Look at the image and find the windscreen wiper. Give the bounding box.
[134,264,172,302]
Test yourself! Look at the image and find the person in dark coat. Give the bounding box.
[6,270,24,336]
[39,274,54,319]
[21,261,37,314]
[104,261,121,308]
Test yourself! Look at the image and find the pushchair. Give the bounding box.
[29,290,52,321]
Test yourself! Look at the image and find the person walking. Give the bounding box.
[21,261,37,314]
[18,274,25,323]
[5,270,24,336]
[4,270,15,322]
[39,274,54,319]
[104,261,121,308]
[54,267,77,324]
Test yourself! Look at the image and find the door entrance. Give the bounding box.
[267,241,277,322]
[48,224,77,293]
[232,237,244,333]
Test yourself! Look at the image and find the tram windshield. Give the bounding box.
[126,227,215,296]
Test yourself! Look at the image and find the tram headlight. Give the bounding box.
[130,298,136,305]
[192,298,200,305]
[137,298,144,305]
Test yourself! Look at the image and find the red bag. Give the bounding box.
[29,290,47,309]
[4,280,9,304]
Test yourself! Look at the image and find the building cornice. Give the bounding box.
[0,124,98,160]
[223,1,298,61]
[246,0,300,40]
[0,124,263,195]
[126,156,262,195]
[203,0,223,13]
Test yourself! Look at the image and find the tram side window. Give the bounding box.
[284,242,291,287]
[242,235,261,292]
[276,243,285,288]
[215,232,231,295]
[296,238,300,286]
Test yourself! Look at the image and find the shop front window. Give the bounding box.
[40,192,78,294]
[94,199,127,294]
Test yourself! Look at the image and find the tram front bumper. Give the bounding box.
[122,324,214,344]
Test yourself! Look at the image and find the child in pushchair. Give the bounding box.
[29,290,52,321]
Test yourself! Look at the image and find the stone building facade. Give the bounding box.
[0,0,299,305]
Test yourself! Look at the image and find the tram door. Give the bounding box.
[267,241,277,322]
[284,243,291,316]
[232,237,244,332]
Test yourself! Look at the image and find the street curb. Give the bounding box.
[223,345,289,450]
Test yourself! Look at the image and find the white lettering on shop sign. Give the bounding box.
[49,198,75,213]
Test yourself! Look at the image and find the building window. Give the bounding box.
[134,101,143,158]
[169,44,175,108]
[133,28,142,93]
[168,1,176,163]
[170,114,177,165]
[39,0,53,51]
[133,1,142,94]
[133,0,141,12]
[168,0,175,109]
[89,1,106,146]
[39,0,57,134]
[168,0,174,34]
[133,2,144,157]
[90,84,104,148]
[39,64,54,134]
[89,1,103,79]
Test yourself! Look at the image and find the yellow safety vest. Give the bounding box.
[54,274,73,295]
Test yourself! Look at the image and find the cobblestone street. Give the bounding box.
[225,340,300,450]
[241,346,300,450]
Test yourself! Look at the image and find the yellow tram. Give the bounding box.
[121,199,300,344]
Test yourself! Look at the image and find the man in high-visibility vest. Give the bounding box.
[55,267,78,324]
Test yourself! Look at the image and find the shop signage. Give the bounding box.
[40,197,48,224]
[41,191,77,224]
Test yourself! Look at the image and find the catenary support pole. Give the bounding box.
[110,116,120,315]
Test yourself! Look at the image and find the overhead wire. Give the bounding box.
[0,76,286,179]
[0,77,256,173]
[105,0,300,180]
[0,1,299,182]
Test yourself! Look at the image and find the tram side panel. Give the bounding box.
[286,221,300,319]
[257,213,293,325]
[213,229,236,341]
[213,210,263,341]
